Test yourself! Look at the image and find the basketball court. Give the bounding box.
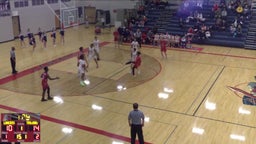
[1,16,256,144]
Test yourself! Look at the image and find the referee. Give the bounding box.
[10,47,17,74]
[128,103,145,144]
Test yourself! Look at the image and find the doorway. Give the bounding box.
[12,16,20,38]
[84,6,96,24]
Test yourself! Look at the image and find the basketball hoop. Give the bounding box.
[70,21,73,26]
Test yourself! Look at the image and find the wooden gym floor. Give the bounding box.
[1,25,256,144]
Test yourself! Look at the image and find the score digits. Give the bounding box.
[1,113,40,142]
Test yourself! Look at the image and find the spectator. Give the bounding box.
[123,29,131,42]
[243,4,251,19]
[220,19,227,31]
[134,29,142,48]
[168,34,174,47]
[221,8,227,20]
[187,27,194,36]
[153,33,160,46]
[196,12,205,22]
[212,2,219,12]
[205,28,211,39]
[141,32,147,44]
[215,17,222,31]
[180,35,187,48]
[179,18,184,28]
[174,35,180,47]
[146,30,154,44]
[236,24,242,36]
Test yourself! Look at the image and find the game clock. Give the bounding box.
[1,113,40,142]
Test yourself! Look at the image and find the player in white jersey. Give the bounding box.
[93,36,100,60]
[125,48,138,74]
[131,39,139,58]
[78,54,88,86]
[131,39,139,51]
[88,43,99,68]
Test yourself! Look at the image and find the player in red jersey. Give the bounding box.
[132,51,141,76]
[159,37,167,59]
[41,67,59,102]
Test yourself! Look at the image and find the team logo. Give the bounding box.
[228,81,256,106]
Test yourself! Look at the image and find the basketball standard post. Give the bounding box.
[44,0,61,28]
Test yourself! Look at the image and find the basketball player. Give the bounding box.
[42,31,47,48]
[38,27,42,42]
[41,66,59,102]
[29,34,36,51]
[159,36,167,59]
[93,36,100,60]
[78,54,88,86]
[51,28,56,47]
[131,39,139,57]
[59,28,65,44]
[27,28,32,44]
[77,47,88,75]
[134,29,142,48]
[19,31,25,48]
[125,48,138,73]
[132,51,141,76]
[87,43,99,68]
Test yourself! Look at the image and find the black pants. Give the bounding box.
[10,58,16,73]
[132,66,137,76]
[136,37,142,48]
[131,124,144,144]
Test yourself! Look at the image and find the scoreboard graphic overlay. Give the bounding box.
[1,113,40,142]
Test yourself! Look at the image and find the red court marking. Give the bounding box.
[0,41,152,143]
[227,86,256,99]
[122,43,204,52]
[123,42,256,59]
[0,42,110,85]
[0,104,152,144]
[191,47,203,51]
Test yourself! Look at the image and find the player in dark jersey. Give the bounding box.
[27,28,33,44]
[19,31,25,48]
[42,32,47,48]
[29,34,36,51]
[38,27,42,42]
[41,67,59,102]
[51,28,56,47]
[59,28,65,44]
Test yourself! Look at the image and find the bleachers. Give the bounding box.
[142,0,250,48]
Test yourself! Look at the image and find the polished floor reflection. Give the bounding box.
[1,25,256,144]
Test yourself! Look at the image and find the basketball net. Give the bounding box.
[44,0,79,29]
[60,0,79,28]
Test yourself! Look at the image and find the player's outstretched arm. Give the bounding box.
[49,76,59,80]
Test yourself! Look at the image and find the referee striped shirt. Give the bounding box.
[10,50,15,59]
[128,110,144,125]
